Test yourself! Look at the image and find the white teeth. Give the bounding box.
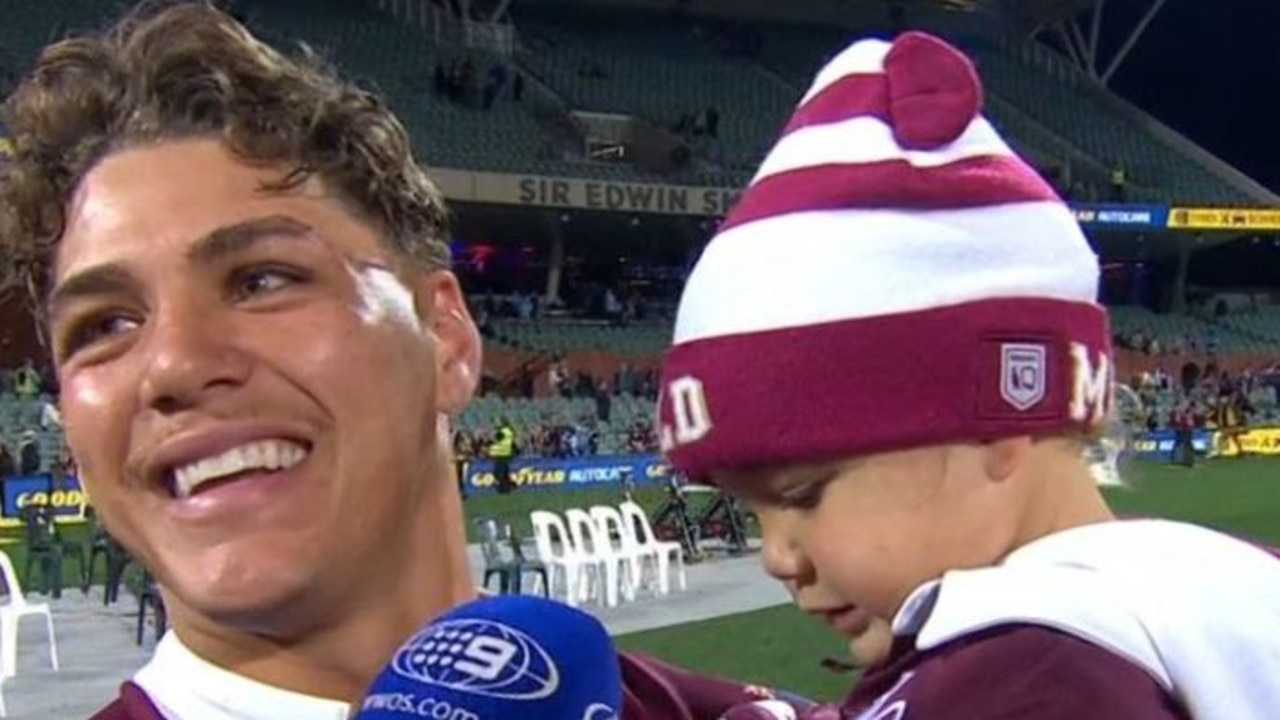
[172,439,308,499]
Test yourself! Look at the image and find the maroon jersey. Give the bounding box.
[844,625,1190,719]
[842,520,1280,720]
[88,651,785,720]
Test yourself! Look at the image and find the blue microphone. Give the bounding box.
[357,595,623,720]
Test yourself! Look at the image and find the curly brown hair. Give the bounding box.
[0,1,451,311]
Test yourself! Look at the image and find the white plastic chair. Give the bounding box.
[563,508,627,607]
[0,549,58,682]
[620,500,687,595]
[588,505,652,602]
[529,510,589,607]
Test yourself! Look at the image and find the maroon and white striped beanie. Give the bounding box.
[658,32,1114,479]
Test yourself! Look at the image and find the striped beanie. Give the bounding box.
[658,31,1114,479]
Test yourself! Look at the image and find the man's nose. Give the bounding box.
[137,306,251,413]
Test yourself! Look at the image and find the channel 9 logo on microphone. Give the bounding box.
[392,618,560,700]
[358,597,622,720]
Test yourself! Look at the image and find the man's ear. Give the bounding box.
[983,436,1033,483]
[414,270,482,416]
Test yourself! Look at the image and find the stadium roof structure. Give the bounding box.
[508,0,1163,86]
[1012,0,1169,88]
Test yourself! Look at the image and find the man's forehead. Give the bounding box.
[56,140,332,276]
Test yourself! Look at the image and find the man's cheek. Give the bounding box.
[349,265,422,333]
[62,372,112,417]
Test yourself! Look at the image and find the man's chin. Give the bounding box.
[165,573,323,638]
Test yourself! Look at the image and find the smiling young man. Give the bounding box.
[658,31,1280,720]
[0,4,811,719]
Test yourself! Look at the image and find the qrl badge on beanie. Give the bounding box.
[658,31,1113,480]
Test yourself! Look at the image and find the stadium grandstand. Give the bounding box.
[5,0,1280,472]
[2,0,1280,715]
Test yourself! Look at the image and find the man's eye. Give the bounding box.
[231,266,307,299]
[60,314,140,358]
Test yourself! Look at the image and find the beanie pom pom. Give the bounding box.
[885,31,983,150]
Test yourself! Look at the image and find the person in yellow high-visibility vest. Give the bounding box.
[487,419,517,495]
[1109,164,1127,202]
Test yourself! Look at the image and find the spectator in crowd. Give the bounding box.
[637,367,658,399]
[567,418,589,457]
[17,430,41,476]
[1109,162,1127,202]
[51,442,76,483]
[549,357,572,397]
[604,287,624,324]
[595,379,612,423]
[673,112,695,135]
[473,303,491,337]
[487,418,517,494]
[627,420,658,454]
[615,363,638,396]
[574,369,596,398]
[516,291,534,320]
[40,396,62,430]
[1152,365,1171,390]
[12,359,40,398]
[517,365,535,398]
[1214,393,1249,457]
[0,439,14,478]
[1182,361,1201,390]
[1171,403,1197,467]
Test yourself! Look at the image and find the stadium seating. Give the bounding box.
[460,391,656,455]
[752,25,1246,205]
[1108,305,1265,354]
[969,40,1247,205]
[0,396,61,473]
[0,0,1248,204]
[487,318,670,356]
[1215,307,1280,345]
[517,12,793,174]
[238,0,552,175]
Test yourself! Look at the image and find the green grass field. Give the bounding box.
[3,457,1276,702]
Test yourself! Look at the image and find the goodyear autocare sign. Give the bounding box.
[464,454,672,493]
[1,474,90,525]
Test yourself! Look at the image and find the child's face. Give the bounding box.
[716,443,1022,648]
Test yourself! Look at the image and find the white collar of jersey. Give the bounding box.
[894,550,1173,689]
[889,519,1280,718]
[134,633,352,720]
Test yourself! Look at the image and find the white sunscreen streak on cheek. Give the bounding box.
[349,265,422,332]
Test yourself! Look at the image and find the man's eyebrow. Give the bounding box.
[184,214,316,265]
[46,264,138,323]
[47,215,317,321]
